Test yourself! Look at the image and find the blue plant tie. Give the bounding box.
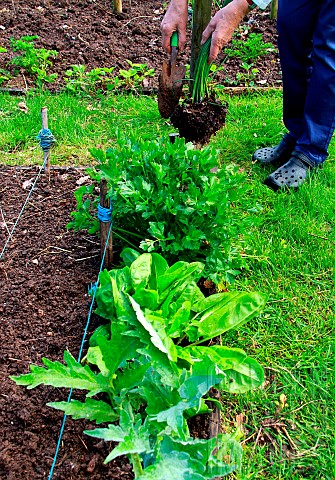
[36,128,56,152]
[88,281,98,295]
[98,202,113,223]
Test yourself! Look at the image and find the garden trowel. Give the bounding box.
[158,31,186,119]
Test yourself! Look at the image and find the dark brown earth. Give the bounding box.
[0,167,135,479]
[1,2,280,479]
[170,97,228,145]
[0,0,281,92]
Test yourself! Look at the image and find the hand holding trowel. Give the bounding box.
[158,31,186,119]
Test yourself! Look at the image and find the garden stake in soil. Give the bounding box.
[113,0,122,13]
[99,179,113,268]
[41,107,50,176]
[37,106,56,178]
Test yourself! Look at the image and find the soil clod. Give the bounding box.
[170,98,228,145]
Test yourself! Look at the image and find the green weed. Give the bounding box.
[225,33,276,64]
[64,64,116,96]
[10,35,58,87]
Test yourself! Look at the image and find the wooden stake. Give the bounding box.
[113,0,122,13]
[270,0,278,19]
[208,388,221,480]
[41,106,50,176]
[100,179,113,268]
[190,0,212,79]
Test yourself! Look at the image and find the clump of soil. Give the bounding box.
[170,97,228,145]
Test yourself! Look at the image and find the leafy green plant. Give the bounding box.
[225,33,275,64]
[0,68,11,86]
[0,46,11,86]
[11,252,266,478]
[115,60,155,92]
[236,63,260,87]
[67,134,262,284]
[64,64,116,96]
[10,35,58,87]
[63,61,154,96]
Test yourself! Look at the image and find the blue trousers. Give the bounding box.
[277,0,335,165]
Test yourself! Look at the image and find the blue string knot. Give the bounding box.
[88,281,98,295]
[36,128,56,152]
[98,203,113,223]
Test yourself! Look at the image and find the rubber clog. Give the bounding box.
[253,133,296,165]
[264,152,316,191]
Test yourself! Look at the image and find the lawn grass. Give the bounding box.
[1,89,334,479]
[0,91,172,165]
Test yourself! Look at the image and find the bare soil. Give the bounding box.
[0,0,280,91]
[0,2,281,478]
[0,167,135,479]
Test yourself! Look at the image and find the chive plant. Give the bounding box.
[191,36,212,103]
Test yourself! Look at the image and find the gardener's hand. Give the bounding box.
[161,0,188,54]
[202,0,250,63]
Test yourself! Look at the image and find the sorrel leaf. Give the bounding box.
[47,398,118,424]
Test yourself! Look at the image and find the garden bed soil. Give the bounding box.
[0,166,135,479]
[0,166,216,479]
[0,0,281,92]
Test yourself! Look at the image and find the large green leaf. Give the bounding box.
[133,288,159,310]
[120,247,140,266]
[104,425,151,463]
[138,451,205,480]
[88,406,152,464]
[188,346,264,393]
[140,345,180,388]
[110,269,135,319]
[160,435,218,465]
[170,282,204,316]
[95,267,133,320]
[158,261,204,299]
[130,253,152,289]
[95,326,142,379]
[207,433,243,476]
[178,356,227,402]
[48,398,118,424]
[86,345,110,377]
[10,350,109,396]
[154,358,226,437]
[84,423,125,442]
[114,363,150,393]
[154,403,190,439]
[93,270,115,320]
[128,296,177,362]
[159,434,240,478]
[189,291,267,340]
[167,301,192,338]
[148,252,169,290]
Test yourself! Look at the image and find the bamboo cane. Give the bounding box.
[113,0,122,13]
[270,0,278,19]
